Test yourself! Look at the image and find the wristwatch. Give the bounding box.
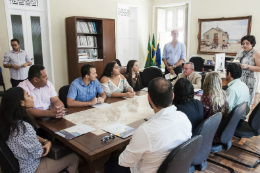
[41,138,48,145]
[173,65,176,69]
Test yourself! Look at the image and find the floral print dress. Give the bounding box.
[236,49,256,104]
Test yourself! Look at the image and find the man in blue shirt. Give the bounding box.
[226,63,250,120]
[67,64,106,107]
[162,30,186,77]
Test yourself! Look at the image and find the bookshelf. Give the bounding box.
[66,16,116,83]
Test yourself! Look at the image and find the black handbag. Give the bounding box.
[46,140,73,160]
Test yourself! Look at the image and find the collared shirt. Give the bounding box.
[3,49,31,80]
[226,78,251,120]
[6,121,43,173]
[67,77,103,101]
[119,105,192,173]
[18,80,57,110]
[162,41,186,66]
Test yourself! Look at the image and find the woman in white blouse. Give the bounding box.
[0,87,79,173]
[100,61,135,98]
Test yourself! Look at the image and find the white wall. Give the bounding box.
[152,0,260,61]
[0,0,152,91]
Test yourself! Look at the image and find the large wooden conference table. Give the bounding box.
[36,79,229,173]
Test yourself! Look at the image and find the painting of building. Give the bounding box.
[203,27,229,47]
[197,16,252,55]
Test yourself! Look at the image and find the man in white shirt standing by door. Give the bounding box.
[119,77,192,173]
[3,38,32,87]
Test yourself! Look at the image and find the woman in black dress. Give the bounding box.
[125,60,143,91]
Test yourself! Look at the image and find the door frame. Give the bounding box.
[116,2,139,66]
[4,0,55,86]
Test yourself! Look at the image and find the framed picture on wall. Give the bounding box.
[197,16,252,56]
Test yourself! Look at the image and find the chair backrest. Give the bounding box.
[142,67,163,87]
[189,57,204,72]
[0,138,19,173]
[249,101,260,131]
[157,135,203,173]
[58,85,70,108]
[220,102,247,144]
[120,66,126,75]
[191,112,222,165]
[0,67,6,91]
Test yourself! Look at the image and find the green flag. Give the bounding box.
[151,33,156,66]
[144,36,151,68]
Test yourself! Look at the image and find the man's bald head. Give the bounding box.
[148,77,173,108]
[171,30,179,41]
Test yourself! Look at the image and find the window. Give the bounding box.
[207,35,209,39]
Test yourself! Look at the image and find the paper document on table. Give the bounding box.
[165,73,176,80]
[102,123,136,138]
[142,87,148,92]
[123,95,140,99]
[55,124,95,140]
[92,103,111,109]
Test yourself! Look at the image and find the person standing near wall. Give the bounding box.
[162,30,186,77]
[3,38,32,87]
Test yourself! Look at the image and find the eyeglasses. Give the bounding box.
[101,133,115,142]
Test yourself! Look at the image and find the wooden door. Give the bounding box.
[214,33,218,45]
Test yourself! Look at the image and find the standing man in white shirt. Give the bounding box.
[119,77,192,173]
[3,38,32,87]
[162,30,186,78]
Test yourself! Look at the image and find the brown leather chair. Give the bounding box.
[157,135,203,173]
[120,66,127,75]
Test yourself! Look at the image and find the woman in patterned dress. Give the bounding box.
[236,35,260,105]
[100,61,135,98]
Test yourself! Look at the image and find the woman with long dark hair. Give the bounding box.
[0,87,79,173]
[125,60,143,91]
[173,78,203,134]
[100,61,135,98]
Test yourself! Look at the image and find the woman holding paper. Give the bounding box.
[0,87,79,173]
[236,35,260,105]
[100,61,135,98]
[125,60,143,91]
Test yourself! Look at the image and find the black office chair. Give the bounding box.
[189,112,222,172]
[0,138,19,173]
[218,101,260,168]
[0,67,6,97]
[58,85,70,108]
[189,57,204,72]
[209,102,247,172]
[142,67,163,87]
[157,135,203,173]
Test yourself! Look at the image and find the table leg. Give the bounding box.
[85,154,111,173]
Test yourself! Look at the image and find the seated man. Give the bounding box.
[67,64,106,107]
[172,62,202,89]
[18,65,65,118]
[119,77,192,173]
[226,63,250,120]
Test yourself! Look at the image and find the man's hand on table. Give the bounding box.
[97,97,104,104]
[89,97,97,106]
[51,105,66,118]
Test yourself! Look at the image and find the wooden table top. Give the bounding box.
[36,91,148,162]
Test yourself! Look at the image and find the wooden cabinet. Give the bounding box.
[66,16,116,84]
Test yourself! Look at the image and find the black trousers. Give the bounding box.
[11,78,25,87]
[165,65,182,81]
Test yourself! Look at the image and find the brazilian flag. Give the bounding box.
[144,36,151,68]
[151,33,156,66]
